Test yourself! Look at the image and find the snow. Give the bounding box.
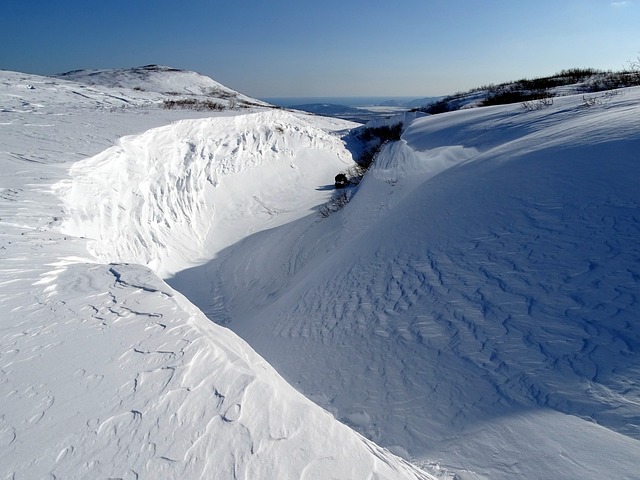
[56,64,270,108]
[56,110,354,277]
[0,69,431,479]
[169,90,640,478]
[1,260,431,479]
[2,65,640,480]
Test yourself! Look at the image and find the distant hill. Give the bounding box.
[56,64,270,109]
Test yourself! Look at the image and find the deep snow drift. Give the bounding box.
[170,90,640,479]
[57,110,355,278]
[0,69,432,479]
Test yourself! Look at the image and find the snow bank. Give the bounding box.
[56,110,354,277]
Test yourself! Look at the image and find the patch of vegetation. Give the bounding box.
[319,190,351,218]
[419,97,457,115]
[578,90,622,108]
[320,122,403,218]
[354,123,403,169]
[521,96,554,111]
[208,88,235,99]
[343,164,368,185]
[515,68,602,91]
[162,98,225,111]
[581,71,640,92]
[482,88,554,107]
[139,64,183,73]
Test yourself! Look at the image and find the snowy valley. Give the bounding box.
[1,66,639,480]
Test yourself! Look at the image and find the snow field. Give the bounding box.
[1,260,433,479]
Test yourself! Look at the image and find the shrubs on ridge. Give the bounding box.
[319,190,350,218]
[415,67,640,114]
[354,123,403,169]
[162,98,225,111]
[481,88,554,107]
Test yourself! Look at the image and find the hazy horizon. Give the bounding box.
[261,95,432,107]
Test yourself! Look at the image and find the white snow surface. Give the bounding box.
[57,110,354,277]
[170,90,640,479]
[0,70,432,479]
[3,65,640,480]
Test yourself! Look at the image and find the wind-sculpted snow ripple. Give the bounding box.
[1,261,434,479]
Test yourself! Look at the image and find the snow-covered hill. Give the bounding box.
[415,68,640,113]
[0,69,432,479]
[56,64,269,108]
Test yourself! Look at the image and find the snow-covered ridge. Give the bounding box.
[414,69,640,112]
[1,65,267,118]
[57,64,230,94]
[56,109,354,278]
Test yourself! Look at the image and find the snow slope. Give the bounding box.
[0,68,231,165]
[56,110,354,278]
[169,89,640,479]
[0,70,433,479]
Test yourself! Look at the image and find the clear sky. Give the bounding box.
[1,0,638,98]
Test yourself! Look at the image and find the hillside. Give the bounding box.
[416,67,640,113]
[56,64,270,108]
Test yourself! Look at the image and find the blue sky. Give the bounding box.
[1,0,638,98]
